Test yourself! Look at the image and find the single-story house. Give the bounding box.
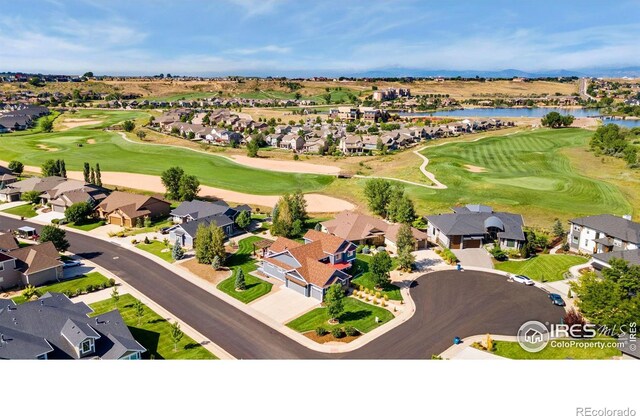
[96,191,171,227]
[170,199,251,224]
[0,176,68,202]
[0,292,145,359]
[0,241,64,288]
[425,205,525,250]
[567,214,639,255]
[320,211,429,251]
[259,230,356,300]
[169,214,235,248]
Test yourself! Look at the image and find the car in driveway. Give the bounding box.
[548,293,566,306]
[62,259,83,269]
[512,274,535,286]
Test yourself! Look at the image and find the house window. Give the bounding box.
[348,250,355,258]
[0,263,3,271]
[80,339,94,355]
[572,236,579,244]
[573,225,580,231]
[506,240,515,248]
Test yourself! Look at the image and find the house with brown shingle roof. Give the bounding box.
[96,191,171,228]
[259,230,356,300]
[1,241,64,288]
[320,211,428,252]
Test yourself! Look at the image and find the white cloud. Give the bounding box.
[230,45,291,55]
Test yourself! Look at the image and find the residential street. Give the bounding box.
[0,217,563,359]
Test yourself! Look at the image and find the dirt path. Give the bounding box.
[116,132,340,175]
[0,161,354,213]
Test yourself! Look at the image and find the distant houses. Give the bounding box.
[0,105,49,133]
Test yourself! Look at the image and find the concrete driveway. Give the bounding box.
[413,249,447,271]
[452,248,494,269]
[63,262,95,279]
[251,286,320,324]
[32,210,65,223]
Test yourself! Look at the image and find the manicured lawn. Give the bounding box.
[127,217,174,236]
[135,240,174,263]
[490,339,622,360]
[217,236,272,303]
[1,204,37,218]
[12,272,111,304]
[494,254,587,282]
[0,109,333,195]
[351,254,403,301]
[90,294,216,359]
[67,218,105,231]
[287,297,394,334]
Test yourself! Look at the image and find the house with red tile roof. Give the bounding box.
[259,230,357,300]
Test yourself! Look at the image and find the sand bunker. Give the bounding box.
[229,154,341,175]
[86,139,96,144]
[36,144,59,152]
[59,118,103,130]
[464,164,486,173]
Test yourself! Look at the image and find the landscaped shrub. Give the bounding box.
[490,245,508,261]
[358,285,364,292]
[373,298,379,305]
[75,288,82,296]
[315,327,328,336]
[63,290,73,298]
[98,283,105,290]
[362,246,370,254]
[144,217,152,228]
[331,327,345,338]
[383,294,389,302]
[506,249,521,259]
[344,326,359,337]
[86,284,95,292]
[375,292,381,299]
[352,290,359,297]
[144,236,151,244]
[381,300,386,307]
[107,278,116,287]
[51,218,60,225]
[131,239,138,245]
[438,248,458,265]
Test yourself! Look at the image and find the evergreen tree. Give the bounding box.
[370,251,393,288]
[83,162,90,183]
[95,163,102,187]
[397,247,415,272]
[90,167,96,185]
[552,219,565,238]
[60,160,66,178]
[235,210,251,230]
[395,223,415,253]
[172,241,184,260]
[211,255,221,270]
[234,268,246,291]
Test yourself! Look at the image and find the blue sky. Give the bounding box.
[2,0,640,75]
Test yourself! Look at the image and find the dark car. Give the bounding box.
[160,227,172,235]
[549,293,566,306]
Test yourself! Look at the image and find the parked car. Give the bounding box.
[512,274,535,286]
[160,226,172,235]
[549,293,566,306]
[62,260,83,269]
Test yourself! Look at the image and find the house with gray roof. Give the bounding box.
[169,213,236,249]
[0,292,145,359]
[425,205,525,250]
[568,214,640,269]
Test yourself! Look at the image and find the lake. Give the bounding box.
[399,107,640,127]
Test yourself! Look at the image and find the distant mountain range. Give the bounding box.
[347,67,640,78]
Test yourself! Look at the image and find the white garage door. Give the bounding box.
[310,286,324,301]
[286,280,307,296]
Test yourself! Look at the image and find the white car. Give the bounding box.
[512,274,535,286]
[62,260,83,269]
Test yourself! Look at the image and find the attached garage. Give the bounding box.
[310,286,324,301]
[462,238,482,249]
[108,214,123,226]
[51,204,66,213]
[286,278,308,296]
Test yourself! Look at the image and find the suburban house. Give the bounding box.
[259,230,356,300]
[39,180,109,213]
[339,135,364,154]
[0,232,19,252]
[0,167,17,189]
[96,191,171,227]
[170,199,250,224]
[0,292,146,359]
[168,199,251,248]
[0,176,68,202]
[320,211,429,251]
[0,105,49,132]
[0,241,63,289]
[425,205,526,250]
[568,214,640,269]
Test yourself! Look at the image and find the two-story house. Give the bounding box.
[259,230,356,300]
[568,214,640,269]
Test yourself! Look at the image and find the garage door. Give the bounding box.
[463,239,482,249]
[310,286,324,301]
[109,215,122,226]
[286,279,307,296]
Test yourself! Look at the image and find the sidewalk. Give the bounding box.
[439,334,517,359]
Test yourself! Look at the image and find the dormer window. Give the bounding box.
[80,339,95,355]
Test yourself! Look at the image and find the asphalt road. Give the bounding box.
[1,217,564,359]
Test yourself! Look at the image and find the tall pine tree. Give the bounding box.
[90,167,96,185]
[83,162,90,183]
[95,163,102,187]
